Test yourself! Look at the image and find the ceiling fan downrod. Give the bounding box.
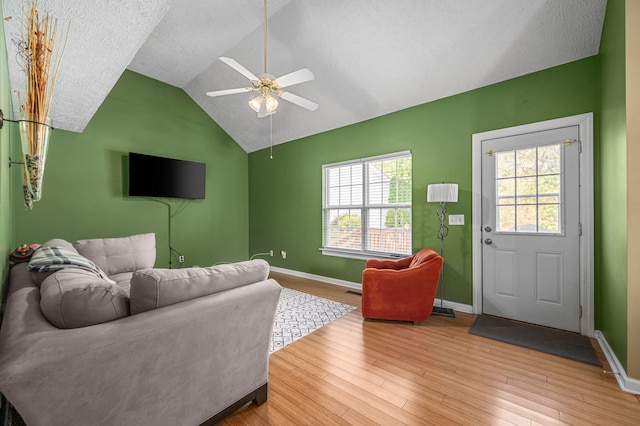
[263,0,268,74]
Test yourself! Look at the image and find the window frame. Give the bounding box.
[321,150,412,260]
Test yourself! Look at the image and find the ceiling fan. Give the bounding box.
[206,0,318,118]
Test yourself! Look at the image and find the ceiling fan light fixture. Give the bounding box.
[265,95,278,112]
[249,94,278,116]
[248,96,262,113]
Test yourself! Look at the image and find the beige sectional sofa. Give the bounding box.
[0,233,282,426]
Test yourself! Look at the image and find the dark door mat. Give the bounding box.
[469,315,601,366]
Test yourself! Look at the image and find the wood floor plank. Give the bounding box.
[296,400,353,426]
[268,363,349,418]
[440,393,533,426]
[218,273,640,425]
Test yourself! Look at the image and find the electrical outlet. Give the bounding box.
[178,255,185,263]
[269,250,273,257]
[281,250,286,259]
[449,214,465,225]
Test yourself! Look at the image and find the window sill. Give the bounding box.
[319,248,407,261]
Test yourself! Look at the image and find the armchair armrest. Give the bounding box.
[365,255,413,270]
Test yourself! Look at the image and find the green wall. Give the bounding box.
[249,57,600,305]
[598,0,628,369]
[11,71,250,268]
[0,7,14,299]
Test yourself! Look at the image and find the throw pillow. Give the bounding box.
[29,242,109,286]
[73,233,156,276]
[130,259,270,315]
[30,238,78,285]
[40,268,130,329]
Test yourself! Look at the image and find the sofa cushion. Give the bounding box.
[40,268,130,329]
[109,272,134,294]
[130,259,269,315]
[73,233,156,276]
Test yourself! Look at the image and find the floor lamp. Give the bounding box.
[427,183,458,317]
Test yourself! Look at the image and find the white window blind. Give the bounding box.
[322,151,412,258]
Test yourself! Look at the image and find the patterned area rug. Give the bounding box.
[271,288,357,353]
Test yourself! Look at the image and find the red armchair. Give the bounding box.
[362,248,443,323]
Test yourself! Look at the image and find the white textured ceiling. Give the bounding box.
[2,0,606,153]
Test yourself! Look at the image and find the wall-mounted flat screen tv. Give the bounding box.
[128,152,206,199]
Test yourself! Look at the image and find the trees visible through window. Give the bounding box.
[495,144,562,233]
[322,151,412,257]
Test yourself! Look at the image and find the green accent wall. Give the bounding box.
[11,71,249,268]
[0,7,14,300]
[598,0,628,369]
[0,0,629,375]
[249,57,599,305]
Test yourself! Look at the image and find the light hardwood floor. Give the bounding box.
[219,272,640,425]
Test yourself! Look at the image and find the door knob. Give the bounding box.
[484,226,492,232]
[484,238,493,245]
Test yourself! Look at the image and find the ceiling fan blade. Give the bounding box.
[275,68,315,88]
[279,91,318,111]
[219,57,259,82]
[206,87,254,97]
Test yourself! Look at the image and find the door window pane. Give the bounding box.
[497,152,515,178]
[517,176,537,197]
[497,178,514,197]
[539,175,560,195]
[495,143,563,234]
[516,149,536,177]
[516,205,537,231]
[538,145,561,174]
[497,205,515,232]
[539,204,560,233]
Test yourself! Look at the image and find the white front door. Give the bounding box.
[481,126,581,332]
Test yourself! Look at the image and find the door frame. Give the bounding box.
[471,113,594,336]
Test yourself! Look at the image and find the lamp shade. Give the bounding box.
[427,183,458,203]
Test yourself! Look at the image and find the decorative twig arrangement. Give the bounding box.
[15,1,68,209]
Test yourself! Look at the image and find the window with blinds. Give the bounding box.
[322,151,412,258]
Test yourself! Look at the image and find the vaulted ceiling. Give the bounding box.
[2,0,607,152]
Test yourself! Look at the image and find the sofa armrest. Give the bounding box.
[0,264,282,426]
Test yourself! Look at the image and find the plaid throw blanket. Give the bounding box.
[28,246,109,280]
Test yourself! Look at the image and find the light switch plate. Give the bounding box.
[449,214,464,225]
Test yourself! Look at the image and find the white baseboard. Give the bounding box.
[433,298,473,314]
[269,266,362,291]
[595,330,640,395]
[268,266,474,313]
